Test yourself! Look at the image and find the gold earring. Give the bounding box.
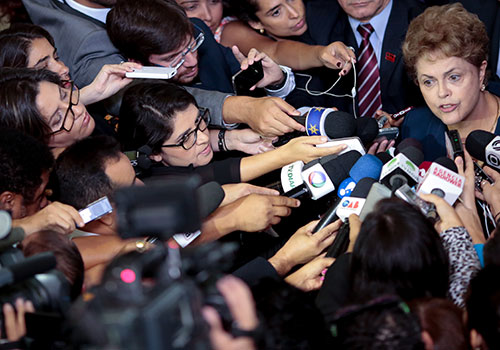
[259,28,265,34]
[481,84,486,92]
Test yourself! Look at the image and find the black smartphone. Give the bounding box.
[232,61,264,96]
[474,161,494,191]
[373,127,399,144]
[445,129,465,160]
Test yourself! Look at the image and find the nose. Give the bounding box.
[197,129,210,145]
[39,196,49,210]
[72,102,86,119]
[437,81,450,99]
[199,4,213,23]
[56,60,70,79]
[183,51,198,68]
[287,4,300,18]
[135,178,145,186]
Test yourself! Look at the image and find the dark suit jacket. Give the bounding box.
[458,0,500,81]
[292,0,425,114]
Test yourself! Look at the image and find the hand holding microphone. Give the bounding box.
[479,166,500,219]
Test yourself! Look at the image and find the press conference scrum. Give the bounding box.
[0,0,499,349]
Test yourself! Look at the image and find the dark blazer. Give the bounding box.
[458,0,500,81]
[294,0,425,114]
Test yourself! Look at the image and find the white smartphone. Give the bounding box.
[125,66,177,79]
[79,196,113,224]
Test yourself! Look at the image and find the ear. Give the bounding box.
[470,329,485,350]
[149,153,163,163]
[248,20,264,32]
[479,60,488,85]
[421,331,434,350]
[98,212,115,227]
[148,54,165,67]
[0,191,16,211]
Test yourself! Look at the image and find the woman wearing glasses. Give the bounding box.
[0,68,95,156]
[0,23,140,106]
[119,81,346,184]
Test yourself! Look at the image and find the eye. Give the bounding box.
[210,0,221,4]
[51,111,64,128]
[184,4,197,11]
[271,8,281,17]
[422,79,434,88]
[449,74,461,82]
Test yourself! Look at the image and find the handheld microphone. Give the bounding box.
[416,156,464,206]
[0,252,56,288]
[466,130,500,171]
[0,211,25,250]
[355,117,379,146]
[285,150,361,200]
[275,107,356,146]
[379,146,424,190]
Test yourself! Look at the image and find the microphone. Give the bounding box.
[396,137,424,154]
[285,150,361,200]
[355,117,379,146]
[0,252,56,288]
[379,146,424,190]
[466,130,500,171]
[322,178,378,258]
[348,154,383,182]
[416,156,464,206]
[196,181,225,218]
[275,107,356,146]
[376,151,392,165]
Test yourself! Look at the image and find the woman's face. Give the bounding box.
[176,0,223,34]
[415,53,487,126]
[155,104,213,167]
[35,81,95,148]
[251,0,307,38]
[28,38,71,82]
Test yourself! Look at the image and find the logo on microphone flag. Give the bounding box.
[308,171,327,188]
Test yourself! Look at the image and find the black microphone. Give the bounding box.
[466,130,500,171]
[0,211,25,250]
[396,137,424,154]
[0,252,56,288]
[196,181,225,218]
[275,108,357,146]
[380,146,424,190]
[355,117,379,146]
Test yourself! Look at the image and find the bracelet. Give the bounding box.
[218,129,228,152]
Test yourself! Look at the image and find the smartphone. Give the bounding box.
[78,196,113,224]
[232,61,264,96]
[125,66,177,79]
[374,127,399,144]
[445,129,464,160]
[474,161,494,191]
[395,184,438,222]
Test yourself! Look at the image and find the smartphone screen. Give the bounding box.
[79,197,113,224]
[232,61,264,96]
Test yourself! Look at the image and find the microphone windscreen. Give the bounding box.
[321,150,361,186]
[375,151,392,164]
[400,146,424,166]
[349,154,383,182]
[355,117,379,145]
[0,227,25,250]
[466,130,496,161]
[396,138,423,153]
[10,252,56,284]
[323,111,356,139]
[434,156,458,173]
[350,177,377,198]
[196,181,225,219]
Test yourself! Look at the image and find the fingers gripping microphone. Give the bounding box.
[466,130,500,171]
[275,107,357,146]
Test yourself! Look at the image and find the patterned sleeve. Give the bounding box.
[439,226,481,308]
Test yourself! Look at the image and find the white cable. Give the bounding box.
[294,58,358,118]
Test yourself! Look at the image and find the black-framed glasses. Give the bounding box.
[168,32,205,70]
[50,80,80,135]
[162,108,211,150]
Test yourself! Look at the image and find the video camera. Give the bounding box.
[70,176,238,350]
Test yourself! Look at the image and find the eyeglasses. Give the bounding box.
[168,32,205,71]
[162,108,210,150]
[50,80,80,135]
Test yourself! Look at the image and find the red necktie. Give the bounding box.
[357,23,382,118]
